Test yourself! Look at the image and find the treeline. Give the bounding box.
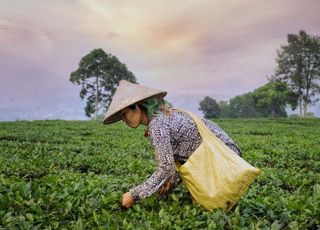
[199,82,298,118]
[199,30,320,118]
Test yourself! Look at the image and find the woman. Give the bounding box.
[103,80,243,209]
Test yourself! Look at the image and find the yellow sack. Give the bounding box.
[175,109,260,211]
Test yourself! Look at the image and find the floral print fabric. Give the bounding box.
[130,110,241,201]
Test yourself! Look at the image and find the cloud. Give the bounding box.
[0,0,320,120]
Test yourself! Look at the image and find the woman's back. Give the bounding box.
[148,110,241,164]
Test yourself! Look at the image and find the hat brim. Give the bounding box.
[102,112,122,125]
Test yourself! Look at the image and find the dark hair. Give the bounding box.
[127,103,144,110]
[128,104,136,110]
[127,103,147,115]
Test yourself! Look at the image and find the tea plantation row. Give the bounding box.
[0,118,319,229]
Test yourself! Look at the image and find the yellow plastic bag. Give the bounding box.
[175,109,260,211]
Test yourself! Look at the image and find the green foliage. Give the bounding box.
[200,82,300,118]
[218,101,231,118]
[199,96,221,118]
[0,118,319,229]
[70,49,137,118]
[274,30,320,116]
[228,93,260,118]
[252,81,298,117]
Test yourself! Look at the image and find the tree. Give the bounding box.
[252,81,298,117]
[70,49,137,119]
[218,101,231,118]
[199,96,221,118]
[274,30,320,116]
[200,82,298,118]
[228,93,259,118]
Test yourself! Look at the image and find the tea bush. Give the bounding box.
[0,118,319,229]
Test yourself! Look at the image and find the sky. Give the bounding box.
[1,0,320,121]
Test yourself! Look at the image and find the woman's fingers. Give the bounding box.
[164,181,171,192]
[159,176,175,194]
[159,181,171,194]
[159,185,165,194]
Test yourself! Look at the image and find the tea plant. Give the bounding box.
[0,118,319,229]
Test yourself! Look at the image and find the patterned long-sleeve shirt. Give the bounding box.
[129,110,241,202]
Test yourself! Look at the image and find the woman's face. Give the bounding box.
[120,106,141,128]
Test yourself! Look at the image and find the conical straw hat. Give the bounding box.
[103,80,167,125]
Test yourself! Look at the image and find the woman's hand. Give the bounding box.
[121,192,134,209]
[158,177,173,194]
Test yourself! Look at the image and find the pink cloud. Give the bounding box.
[1,0,320,120]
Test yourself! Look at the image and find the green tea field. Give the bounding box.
[0,118,319,229]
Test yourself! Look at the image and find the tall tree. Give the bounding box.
[199,96,221,118]
[274,30,320,116]
[70,49,137,119]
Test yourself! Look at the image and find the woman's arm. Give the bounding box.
[129,120,176,202]
[158,170,182,194]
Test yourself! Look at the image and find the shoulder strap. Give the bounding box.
[173,108,215,139]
